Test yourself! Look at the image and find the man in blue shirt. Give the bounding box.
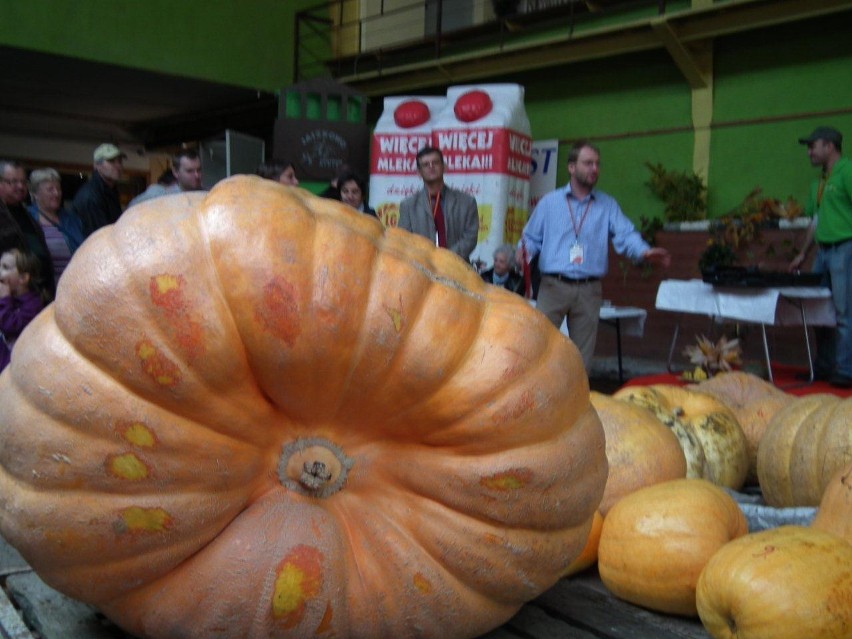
[519,140,670,370]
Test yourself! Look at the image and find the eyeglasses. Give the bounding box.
[419,160,443,168]
[1,178,26,186]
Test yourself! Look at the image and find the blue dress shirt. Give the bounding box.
[521,184,650,278]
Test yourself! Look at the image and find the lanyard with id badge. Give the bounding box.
[567,195,592,265]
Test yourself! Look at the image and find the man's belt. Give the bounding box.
[542,273,600,284]
[818,238,852,249]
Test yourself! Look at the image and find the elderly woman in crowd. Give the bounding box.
[480,243,525,296]
[257,161,299,187]
[27,168,84,284]
[338,171,377,218]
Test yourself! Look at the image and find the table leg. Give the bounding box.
[799,303,815,384]
[667,315,682,374]
[614,318,624,385]
[778,296,816,386]
[759,323,773,383]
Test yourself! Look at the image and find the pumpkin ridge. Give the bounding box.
[366,303,560,439]
[52,204,274,438]
[106,216,198,384]
[366,236,491,403]
[326,251,440,425]
[317,225,385,423]
[0,319,269,496]
[342,482,571,606]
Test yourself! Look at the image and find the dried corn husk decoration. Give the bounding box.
[683,335,742,378]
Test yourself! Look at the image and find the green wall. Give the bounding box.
[517,49,694,222]
[5,2,850,218]
[0,0,317,91]
[711,17,852,215]
[515,12,852,223]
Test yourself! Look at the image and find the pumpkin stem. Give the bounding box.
[726,616,737,635]
[278,437,353,499]
[301,461,332,489]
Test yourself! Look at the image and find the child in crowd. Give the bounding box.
[0,248,49,372]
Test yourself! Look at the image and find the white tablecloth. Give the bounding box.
[599,306,647,337]
[655,279,836,327]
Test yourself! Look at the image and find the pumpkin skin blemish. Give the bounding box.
[272,545,323,627]
[413,573,432,593]
[150,274,182,299]
[118,422,157,448]
[481,469,533,491]
[149,274,206,359]
[107,453,149,480]
[256,277,301,346]
[116,506,173,534]
[136,340,181,387]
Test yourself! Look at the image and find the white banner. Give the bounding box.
[529,139,559,211]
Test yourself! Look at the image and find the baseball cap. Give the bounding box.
[93,143,127,162]
[798,126,843,146]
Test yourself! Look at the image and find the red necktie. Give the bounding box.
[431,193,447,248]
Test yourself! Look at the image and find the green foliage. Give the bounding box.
[698,241,736,273]
[645,162,708,222]
[698,188,804,270]
[638,216,664,246]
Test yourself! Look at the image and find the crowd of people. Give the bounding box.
[2,126,849,384]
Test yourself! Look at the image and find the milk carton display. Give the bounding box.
[432,84,532,267]
[369,96,447,228]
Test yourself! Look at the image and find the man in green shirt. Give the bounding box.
[790,126,852,387]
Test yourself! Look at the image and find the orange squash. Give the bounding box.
[613,385,749,490]
[757,394,852,507]
[562,510,604,577]
[691,371,792,485]
[696,526,852,639]
[811,461,852,543]
[597,478,747,617]
[0,177,607,639]
[590,391,686,515]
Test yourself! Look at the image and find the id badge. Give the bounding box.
[569,242,584,265]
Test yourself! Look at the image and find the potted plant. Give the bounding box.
[645,162,708,224]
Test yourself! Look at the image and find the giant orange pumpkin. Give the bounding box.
[0,177,607,639]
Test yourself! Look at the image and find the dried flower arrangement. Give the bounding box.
[681,335,743,381]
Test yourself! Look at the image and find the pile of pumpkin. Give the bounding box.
[0,178,847,639]
[571,372,851,638]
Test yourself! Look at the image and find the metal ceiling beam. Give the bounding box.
[336,0,852,96]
